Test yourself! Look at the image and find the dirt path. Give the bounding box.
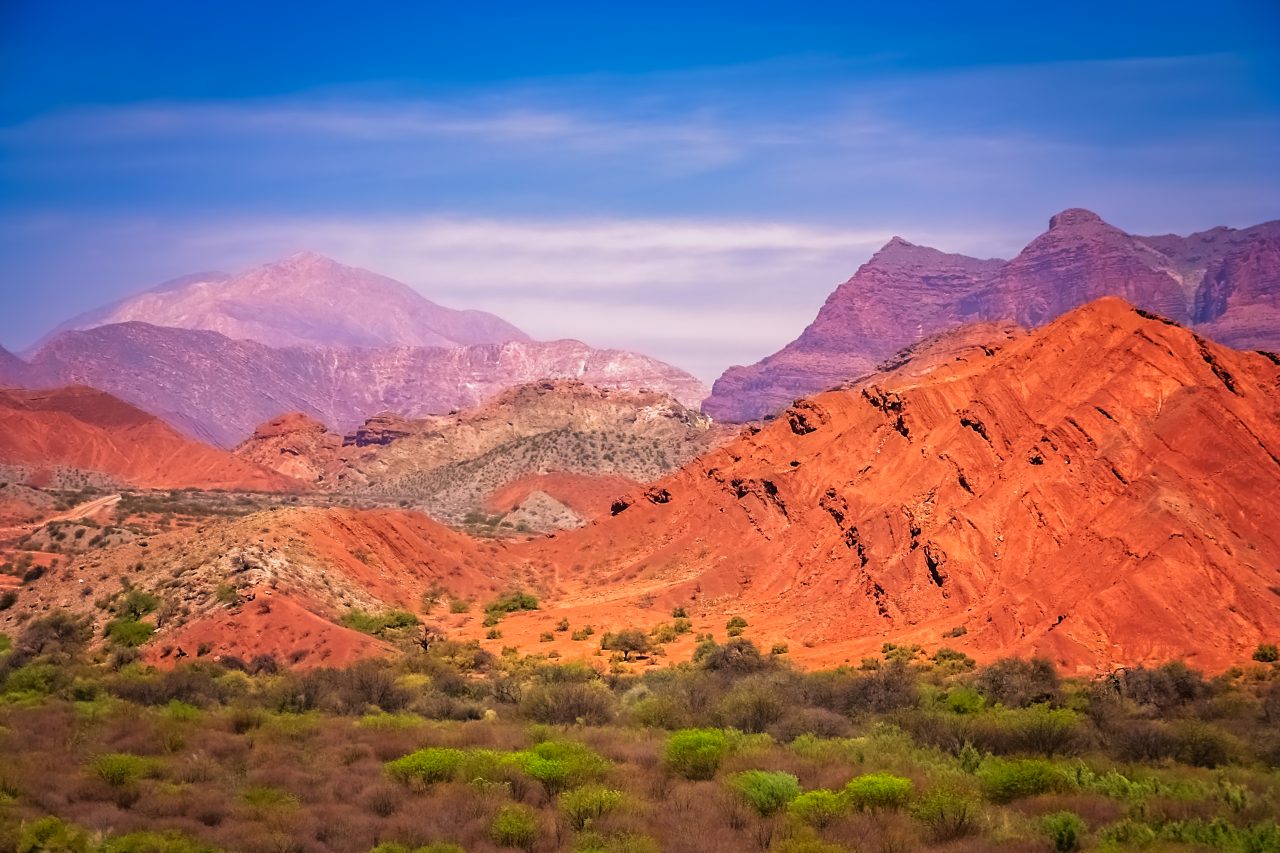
[42,493,121,524]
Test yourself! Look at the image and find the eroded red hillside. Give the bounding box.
[0,386,301,491]
[10,301,1279,674]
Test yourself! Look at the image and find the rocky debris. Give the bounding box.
[498,490,584,533]
[706,209,1280,422]
[345,413,415,447]
[233,380,729,530]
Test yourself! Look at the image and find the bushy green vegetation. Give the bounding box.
[339,608,420,636]
[1,615,1279,852]
[729,769,800,816]
[664,727,732,780]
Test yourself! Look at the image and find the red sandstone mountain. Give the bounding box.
[37,251,529,350]
[0,386,300,491]
[704,209,1280,421]
[20,323,709,447]
[18,300,1279,672]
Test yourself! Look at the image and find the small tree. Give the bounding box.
[601,629,651,661]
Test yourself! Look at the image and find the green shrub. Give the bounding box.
[788,789,848,827]
[978,757,1067,802]
[5,662,61,696]
[448,598,470,613]
[17,816,92,852]
[89,752,156,787]
[945,686,985,714]
[490,803,539,849]
[664,728,731,780]
[910,785,981,841]
[340,609,419,636]
[115,589,160,619]
[385,747,467,785]
[512,740,609,793]
[559,784,624,830]
[1040,811,1087,852]
[844,772,913,811]
[240,785,298,810]
[600,629,651,661]
[485,591,539,617]
[105,617,155,647]
[729,769,800,816]
[1253,643,1279,663]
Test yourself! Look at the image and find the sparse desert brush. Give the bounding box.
[1040,810,1087,852]
[559,783,624,829]
[89,752,160,787]
[910,784,982,841]
[490,802,540,849]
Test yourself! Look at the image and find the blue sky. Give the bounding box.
[2,1,1278,380]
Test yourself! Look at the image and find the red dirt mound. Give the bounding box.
[0,386,302,491]
[485,472,639,519]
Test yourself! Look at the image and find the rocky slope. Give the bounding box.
[13,299,1277,672]
[0,346,35,387]
[36,251,529,350]
[705,209,1280,421]
[0,386,300,491]
[22,324,709,447]
[236,380,730,529]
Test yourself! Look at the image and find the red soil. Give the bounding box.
[484,472,639,519]
[0,386,302,491]
[145,588,389,669]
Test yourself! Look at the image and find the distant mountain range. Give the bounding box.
[3,254,708,446]
[33,250,528,351]
[704,208,1280,421]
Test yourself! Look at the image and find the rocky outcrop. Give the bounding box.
[0,386,301,491]
[27,323,710,447]
[547,298,1280,672]
[35,251,529,350]
[237,413,342,483]
[706,209,1280,422]
[234,379,731,528]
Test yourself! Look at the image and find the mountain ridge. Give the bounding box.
[704,209,1280,421]
[34,250,530,351]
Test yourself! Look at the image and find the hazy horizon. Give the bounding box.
[3,1,1278,381]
